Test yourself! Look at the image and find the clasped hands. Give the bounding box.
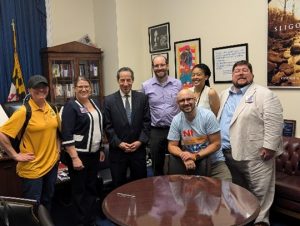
[180,151,197,170]
[119,141,142,153]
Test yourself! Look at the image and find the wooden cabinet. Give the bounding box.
[41,41,104,106]
[0,157,22,197]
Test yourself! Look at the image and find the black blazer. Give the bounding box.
[103,90,151,150]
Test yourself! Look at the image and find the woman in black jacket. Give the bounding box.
[61,76,105,226]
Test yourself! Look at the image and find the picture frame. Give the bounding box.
[151,52,169,77]
[148,22,171,53]
[174,38,201,88]
[268,1,300,88]
[212,43,248,83]
[282,119,296,137]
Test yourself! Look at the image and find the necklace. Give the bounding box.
[194,85,206,106]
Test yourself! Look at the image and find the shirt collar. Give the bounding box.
[119,90,132,97]
[229,83,251,95]
[29,98,49,112]
[152,75,172,86]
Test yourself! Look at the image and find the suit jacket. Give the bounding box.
[104,90,151,150]
[217,83,283,161]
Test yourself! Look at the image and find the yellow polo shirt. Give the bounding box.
[0,99,59,178]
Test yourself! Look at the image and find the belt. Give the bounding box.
[222,148,231,153]
[151,126,170,129]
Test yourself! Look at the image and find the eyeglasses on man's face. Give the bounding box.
[178,97,195,104]
[153,64,167,69]
[233,67,250,74]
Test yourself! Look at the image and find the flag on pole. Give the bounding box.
[7,19,26,102]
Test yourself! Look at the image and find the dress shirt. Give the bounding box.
[120,90,132,109]
[142,76,182,127]
[219,85,250,149]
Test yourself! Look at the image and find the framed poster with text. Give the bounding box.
[268,0,300,88]
[212,43,248,83]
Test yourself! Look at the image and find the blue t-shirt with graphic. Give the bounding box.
[167,107,225,163]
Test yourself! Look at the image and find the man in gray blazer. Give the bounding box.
[218,60,283,226]
[104,67,151,188]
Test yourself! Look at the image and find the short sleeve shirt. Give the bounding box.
[0,99,59,178]
[167,107,225,163]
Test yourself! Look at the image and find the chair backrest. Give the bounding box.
[164,154,171,175]
[1,102,23,117]
[0,196,40,226]
[276,136,300,176]
[0,196,55,226]
[37,204,55,226]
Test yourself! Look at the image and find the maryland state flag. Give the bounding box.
[7,19,26,102]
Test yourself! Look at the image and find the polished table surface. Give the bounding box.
[102,175,260,226]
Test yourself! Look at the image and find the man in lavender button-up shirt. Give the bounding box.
[142,55,182,175]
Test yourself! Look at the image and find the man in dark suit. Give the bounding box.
[104,67,151,187]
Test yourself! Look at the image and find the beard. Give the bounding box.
[154,69,167,78]
[233,79,252,89]
[181,104,196,113]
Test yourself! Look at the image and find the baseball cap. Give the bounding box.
[28,75,48,88]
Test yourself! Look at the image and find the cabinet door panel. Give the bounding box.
[0,159,22,197]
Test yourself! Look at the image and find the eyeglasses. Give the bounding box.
[178,98,195,104]
[76,85,90,90]
[191,72,205,77]
[153,64,167,69]
[233,68,250,74]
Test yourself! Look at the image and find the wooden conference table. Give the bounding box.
[102,175,260,226]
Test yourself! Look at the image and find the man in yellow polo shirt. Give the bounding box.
[0,75,60,210]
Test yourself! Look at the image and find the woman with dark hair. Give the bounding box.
[189,63,220,115]
[61,76,105,226]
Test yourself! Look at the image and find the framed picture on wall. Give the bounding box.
[282,119,296,137]
[148,22,171,53]
[174,38,201,88]
[212,43,248,83]
[151,52,169,77]
[268,1,300,88]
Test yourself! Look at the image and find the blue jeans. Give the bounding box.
[21,163,58,210]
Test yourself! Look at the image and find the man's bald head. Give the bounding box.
[177,89,196,114]
[177,89,195,102]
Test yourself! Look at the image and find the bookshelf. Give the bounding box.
[41,41,103,106]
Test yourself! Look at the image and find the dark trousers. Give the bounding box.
[21,163,58,211]
[67,152,99,226]
[150,127,169,176]
[109,147,147,188]
[168,154,211,176]
[223,149,248,189]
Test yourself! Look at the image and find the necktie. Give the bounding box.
[125,95,131,124]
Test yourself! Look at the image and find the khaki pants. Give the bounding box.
[167,154,232,181]
[224,150,275,225]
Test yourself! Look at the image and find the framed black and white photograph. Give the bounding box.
[148,22,171,53]
[151,52,169,77]
[212,43,248,83]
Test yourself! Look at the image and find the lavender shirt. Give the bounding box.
[142,76,182,127]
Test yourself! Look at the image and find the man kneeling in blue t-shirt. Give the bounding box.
[167,89,231,181]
